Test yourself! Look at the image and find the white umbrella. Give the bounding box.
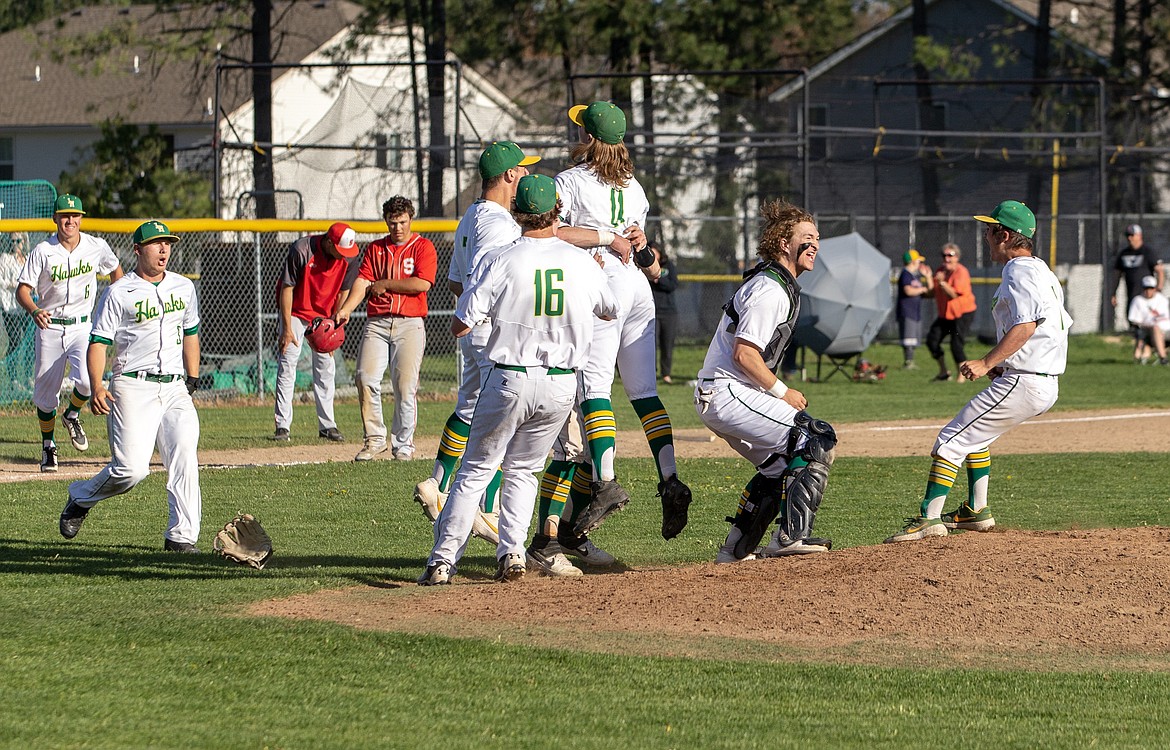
[794,232,893,357]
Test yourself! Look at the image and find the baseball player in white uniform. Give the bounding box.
[414,141,636,549]
[16,194,124,472]
[59,221,204,553]
[886,200,1073,542]
[534,101,691,568]
[695,199,838,563]
[419,175,620,585]
[413,142,540,544]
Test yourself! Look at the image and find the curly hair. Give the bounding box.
[514,199,563,232]
[382,195,415,219]
[757,199,815,264]
[569,140,634,189]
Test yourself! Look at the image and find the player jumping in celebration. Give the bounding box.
[695,199,838,563]
[17,194,124,472]
[59,221,204,552]
[419,175,620,585]
[414,141,634,549]
[534,101,692,571]
[885,200,1072,543]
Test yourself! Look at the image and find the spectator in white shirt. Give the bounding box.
[1127,275,1170,365]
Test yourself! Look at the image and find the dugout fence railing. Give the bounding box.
[0,212,1158,405]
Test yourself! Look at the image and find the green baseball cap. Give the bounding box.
[514,174,557,215]
[54,194,85,215]
[568,101,627,145]
[974,200,1036,239]
[478,141,540,180]
[132,220,180,245]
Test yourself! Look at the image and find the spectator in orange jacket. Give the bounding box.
[926,243,977,382]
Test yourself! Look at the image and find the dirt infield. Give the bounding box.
[239,407,1170,671]
[16,407,1170,669]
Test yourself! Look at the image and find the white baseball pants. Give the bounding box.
[33,324,91,411]
[932,371,1059,464]
[355,315,425,456]
[69,376,202,544]
[428,367,577,567]
[274,315,338,433]
[695,378,802,479]
[453,322,493,423]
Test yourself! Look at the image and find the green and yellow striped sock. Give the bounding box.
[921,456,960,518]
[565,462,594,530]
[64,388,88,418]
[433,413,471,492]
[37,408,56,445]
[966,449,991,512]
[538,460,575,534]
[581,398,616,481]
[631,396,675,482]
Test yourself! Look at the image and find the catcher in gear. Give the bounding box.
[694,199,837,563]
[213,514,274,570]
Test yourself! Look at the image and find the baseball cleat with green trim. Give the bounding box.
[884,516,948,543]
[941,503,995,531]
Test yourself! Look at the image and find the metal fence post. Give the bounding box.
[254,231,264,396]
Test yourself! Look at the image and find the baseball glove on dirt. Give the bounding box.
[213,514,273,570]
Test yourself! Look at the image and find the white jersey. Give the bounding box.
[448,199,521,285]
[90,271,201,376]
[18,232,120,320]
[555,164,650,252]
[994,256,1072,375]
[698,263,801,387]
[1128,291,1170,333]
[456,235,620,370]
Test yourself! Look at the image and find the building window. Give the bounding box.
[0,137,13,180]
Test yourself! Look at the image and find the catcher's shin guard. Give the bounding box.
[728,473,785,559]
[781,412,837,541]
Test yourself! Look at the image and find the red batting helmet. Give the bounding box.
[305,317,345,354]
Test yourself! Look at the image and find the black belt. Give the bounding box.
[123,371,182,383]
[495,364,575,375]
[49,315,88,325]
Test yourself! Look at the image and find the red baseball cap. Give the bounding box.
[325,222,359,258]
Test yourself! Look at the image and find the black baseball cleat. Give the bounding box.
[163,539,200,553]
[59,497,90,539]
[572,480,630,537]
[658,474,693,540]
[318,427,344,442]
[40,444,59,473]
[270,428,291,441]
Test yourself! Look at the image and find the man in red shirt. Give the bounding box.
[272,222,362,441]
[337,196,437,461]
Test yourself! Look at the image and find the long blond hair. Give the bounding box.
[570,139,634,189]
[758,199,815,264]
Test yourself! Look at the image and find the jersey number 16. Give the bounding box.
[533,268,564,317]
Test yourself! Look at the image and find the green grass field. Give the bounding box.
[3,335,1170,749]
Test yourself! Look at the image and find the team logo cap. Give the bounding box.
[974,200,1036,239]
[478,141,540,180]
[54,194,85,215]
[325,222,359,258]
[514,174,557,215]
[132,220,180,245]
[568,101,627,145]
